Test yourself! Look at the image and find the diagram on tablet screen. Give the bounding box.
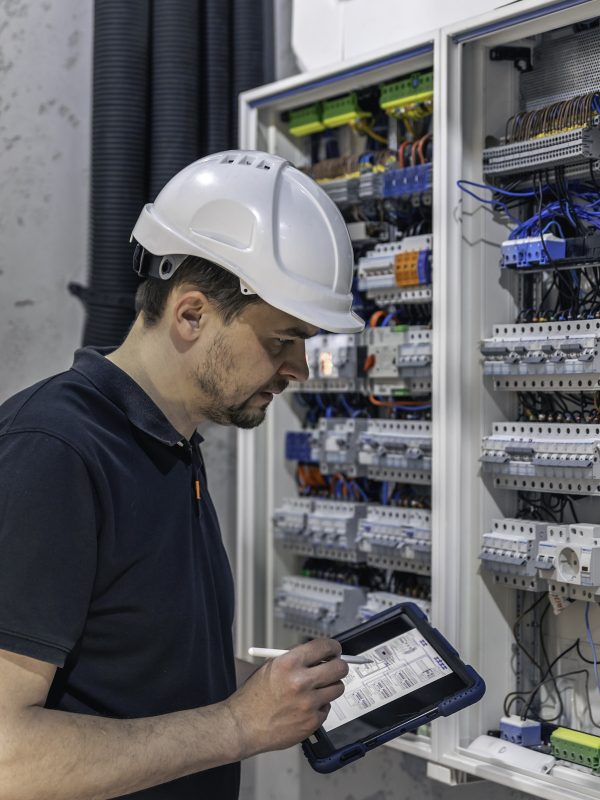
[323,630,451,732]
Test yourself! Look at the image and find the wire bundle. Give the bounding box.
[505,91,600,143]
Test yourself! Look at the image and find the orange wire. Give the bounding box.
[398,140,412,169]
[363,354,376,372]
[369,309,386,327]
[410,140,419,166]
[417,133,432,164]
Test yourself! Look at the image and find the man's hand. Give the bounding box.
[225,638,348,758]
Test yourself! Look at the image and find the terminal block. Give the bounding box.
[483,124,600,176]
[316,417,368,477]
[536,523,600,597]
[365,325,432,395]
[358,591,431,622]
[357,235,432,293]
[285,431,319,462]
[322,91,370,129]
[319,176,360,206]
[500,234,566,268]
[358,419,432,483]
[379,70,433,112]
[308,500,367,562]
[299,333,361,393]
[273,497,314,556]
[480,422,600,495]
[479,518,548,591]
[500,716,542,747]
[357,505,432,573]
[287,103,325,137]
[550,728,600,773]
[274,576,366,638]
[358,169,385,200]
[395,248,432,287]
[481,318,600,392]
[383,163,432,199]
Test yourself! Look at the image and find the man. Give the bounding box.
[0,150,365,799]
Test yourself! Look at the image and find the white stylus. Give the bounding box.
[248,646,373,665]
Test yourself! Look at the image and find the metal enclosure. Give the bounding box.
[237,0,600,796]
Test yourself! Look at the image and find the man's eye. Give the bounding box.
[274,338,293,347]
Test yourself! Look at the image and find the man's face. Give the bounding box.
[191,303,317,429]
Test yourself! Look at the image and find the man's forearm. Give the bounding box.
[0,701,243,800]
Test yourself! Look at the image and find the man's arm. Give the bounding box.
[0,639,347,800]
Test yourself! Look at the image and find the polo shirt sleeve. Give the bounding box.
[0,431,98,667]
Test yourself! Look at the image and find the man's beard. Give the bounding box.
[193,333,286,429]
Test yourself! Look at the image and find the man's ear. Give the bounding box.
[171,289,210,342]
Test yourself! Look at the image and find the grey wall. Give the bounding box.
[0,0,91,403]
[0,0,238,560]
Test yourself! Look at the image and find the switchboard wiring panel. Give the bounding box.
[238,1,600,795]
[238,39,437,762]
[445,4,600,799]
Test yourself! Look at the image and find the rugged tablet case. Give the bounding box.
[302,602,486,774]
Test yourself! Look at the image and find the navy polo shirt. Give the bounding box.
[0,348,239,798]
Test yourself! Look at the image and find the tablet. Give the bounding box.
[302,602,485,773]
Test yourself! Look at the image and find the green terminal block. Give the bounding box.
[550,727,600,772]
[380,70,434,111]
[322,92,370,129]
[392,324,409,333]
[288,103,325,137]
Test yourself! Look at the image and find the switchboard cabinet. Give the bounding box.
[237,0,600,796]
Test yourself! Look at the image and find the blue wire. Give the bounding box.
[381,313,396,326]
[458,179,536,198]
[350,481,368,502]
[380,481,388,505]
[339,395,354,417]
[585,602,600,695]
[541,220,565,238]
[325,405,333,418]
[593,95,600,115]
[456,181,521,224]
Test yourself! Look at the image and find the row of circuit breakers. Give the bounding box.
[275,579,431,640]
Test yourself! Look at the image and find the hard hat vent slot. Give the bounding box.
[223,155,236,164]
[240,155,255,166]
[257,160,271,170]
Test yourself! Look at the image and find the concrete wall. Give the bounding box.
[0,0,91,403]
[0,0,238,562]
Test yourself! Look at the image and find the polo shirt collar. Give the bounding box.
[71,347,204,447]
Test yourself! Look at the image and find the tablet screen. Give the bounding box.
[320,612,467,749]
[323,627,451,732]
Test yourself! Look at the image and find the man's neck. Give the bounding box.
[106,322,201,440]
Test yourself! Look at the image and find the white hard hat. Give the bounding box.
[131,150,364,334]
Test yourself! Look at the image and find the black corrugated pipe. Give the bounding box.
[231,0,265,147]
[201,0,232,154]
[150,0,201,200]
[74,0,272,348]
[71,0,150,348]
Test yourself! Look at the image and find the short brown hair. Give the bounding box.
[135,256,263,326]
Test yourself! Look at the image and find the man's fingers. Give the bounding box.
[313,681,346,709]
[310,657,349,689]
[293,638,342,667]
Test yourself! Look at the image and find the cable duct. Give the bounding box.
[73,0,271,348]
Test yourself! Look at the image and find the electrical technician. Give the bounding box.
[0,150,365,800]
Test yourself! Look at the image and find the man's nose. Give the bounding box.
[278,341,309,383]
